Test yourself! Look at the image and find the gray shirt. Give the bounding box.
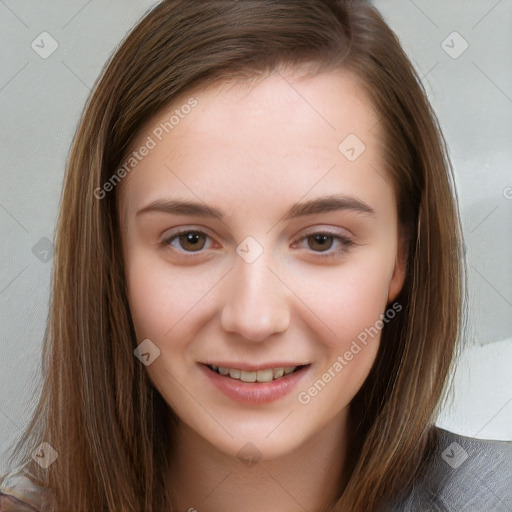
[379,427,512,511]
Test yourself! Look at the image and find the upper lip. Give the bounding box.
[201,362,309,371]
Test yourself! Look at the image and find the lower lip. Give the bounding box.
[199,364,310,405]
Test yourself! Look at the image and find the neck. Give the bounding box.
[166,410,354,512]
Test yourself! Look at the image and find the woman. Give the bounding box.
[1,0,510,511]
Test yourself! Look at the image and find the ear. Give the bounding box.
[387,225,408,303]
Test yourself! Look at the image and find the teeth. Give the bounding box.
[240,370,257,382]
[273,368,284,379]
[212,365,299,381]
[228,368,241,379]
[256,368,273,382]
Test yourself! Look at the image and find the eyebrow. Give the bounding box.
[135,194,376,220]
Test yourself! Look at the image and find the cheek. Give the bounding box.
[125,261,169,341]
[293,255,394,349]
[294,262,392,412]
[125,254,219,342]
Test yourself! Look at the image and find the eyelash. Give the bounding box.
[160,228,355,259]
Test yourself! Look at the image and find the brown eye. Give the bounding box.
[293,230,354,258]
[177,232,206,251]
[163,230,210,253]
[307,234,334,252]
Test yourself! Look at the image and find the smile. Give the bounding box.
[207,364,303,382]
[200,363,310,405]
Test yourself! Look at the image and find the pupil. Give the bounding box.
[310,234,332,251]
[181,232,205,251]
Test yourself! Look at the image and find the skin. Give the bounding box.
[118,66,406,511]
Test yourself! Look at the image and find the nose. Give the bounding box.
[220,249,290,342]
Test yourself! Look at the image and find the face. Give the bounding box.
[118,67,406,461]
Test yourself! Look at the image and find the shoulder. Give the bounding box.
[379,427,512,511]
[0,468,44,512]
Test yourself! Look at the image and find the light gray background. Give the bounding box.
[1,0,511,475]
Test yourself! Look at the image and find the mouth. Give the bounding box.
[200,363,311,404]
[205,364,308,382]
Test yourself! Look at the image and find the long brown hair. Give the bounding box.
[7,1,465,510]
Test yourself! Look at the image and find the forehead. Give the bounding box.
[117,68,387,220]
